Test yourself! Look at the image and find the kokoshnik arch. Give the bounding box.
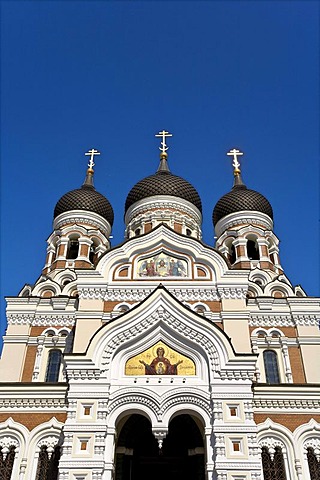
[0,132,319,480]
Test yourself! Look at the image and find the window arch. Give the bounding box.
[45,350,62,382]
[261,446,287,480]
[66,237,79,259]
[0,445,16,480]
[247,238,260,260]
[307,447,320,480]
[225,238,236,264]
[35,445,61,480]
[263,350,280,384]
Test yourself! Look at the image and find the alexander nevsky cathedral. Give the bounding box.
[0,131,319,480]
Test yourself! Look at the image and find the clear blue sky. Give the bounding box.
[1,1,319,350]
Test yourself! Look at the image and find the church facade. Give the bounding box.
[0,136,319,480]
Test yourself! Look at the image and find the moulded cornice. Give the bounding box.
[215,211,273,238]
[249,314,320,327]
[54,210,111,237]
[6,313,76,326]
[125,195,202,225]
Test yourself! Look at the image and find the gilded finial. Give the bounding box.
[227,148,244,176]
[155,130,172,158]
[85,148,101,173]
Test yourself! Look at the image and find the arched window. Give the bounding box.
[261,446,286,480]
[229,244,236,264]
[263,350,280,384]
[247,239,260,260]
[36,445,61,480]
[186,228,192,236]
[45,350,62,382]
[66,239,79,259]
[307,447,320,480]
[0,445,16,480]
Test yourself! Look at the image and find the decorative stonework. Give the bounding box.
[54,210,111,238]
[249,314,320,327]
[0,436,19,451]
[79,286,244,302]
[0,397,67,409]
[100,307,220,374]
[107,390,212,420]
[304,438,320,460]
[7,313,76,326]
[253,398,320,410]
[258,437,285,459]
[125,196,202,226]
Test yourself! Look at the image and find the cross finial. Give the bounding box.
[155,130,173,154]
[85,148,100,171]
[227,148,244,175]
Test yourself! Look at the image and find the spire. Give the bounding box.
[155,130,172,173]
[82,148,101,189]
[227,148,246,188]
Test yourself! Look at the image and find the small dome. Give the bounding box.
[125,156,202,213]
[54,172,114,226]
[213,183,273,226]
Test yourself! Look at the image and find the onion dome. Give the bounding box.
[213,149,273,226]
[54,155,114,226]
[125,152,202,213]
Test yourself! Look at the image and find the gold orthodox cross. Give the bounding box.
[155,130,173,153]
[85,148,101,170]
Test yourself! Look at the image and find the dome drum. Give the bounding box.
[214,210,274,238]
[124,195,202,239]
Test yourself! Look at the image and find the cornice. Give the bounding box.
[54,210,111,237]
[78,286,247,301]
[249,314,320,327]
[215,211,273,238]
[125,195,202,225]
[7,313,76,326]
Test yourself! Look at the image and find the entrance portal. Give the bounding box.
[115,414,205,480]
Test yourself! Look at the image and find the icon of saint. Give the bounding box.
[139,347,183,375]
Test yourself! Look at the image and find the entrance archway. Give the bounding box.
[115,413,205,480]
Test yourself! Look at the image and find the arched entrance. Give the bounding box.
[115,414,205,480]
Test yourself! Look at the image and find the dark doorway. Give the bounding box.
[115,414,205,480]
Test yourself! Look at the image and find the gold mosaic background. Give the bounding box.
[125,341,195,376]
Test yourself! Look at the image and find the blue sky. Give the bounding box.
[1,1,319,349]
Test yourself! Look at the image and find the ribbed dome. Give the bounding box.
[213,181,273,226]
[54,171,114,225]
[125,156,202,213]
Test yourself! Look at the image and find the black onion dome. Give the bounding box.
[213,178,273,226]
[54,171,114,225]
[125,156,202,213]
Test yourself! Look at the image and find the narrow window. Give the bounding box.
[261,446,286,480]
[45,350,62,382]
[89,242,98,263]
[84,406,91,416]
[66,240,79,259]
[186,228,192,236]
[0,446,16,480]
[263,350,280,384]
[307,447,320,480]
[229,244,236,264]
[229,406,238,417]
[36,445,49,480]
[247,240,260,260]
[232,441,241,452]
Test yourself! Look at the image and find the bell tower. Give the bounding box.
[213,149,282,274]
[42,149,114,277]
